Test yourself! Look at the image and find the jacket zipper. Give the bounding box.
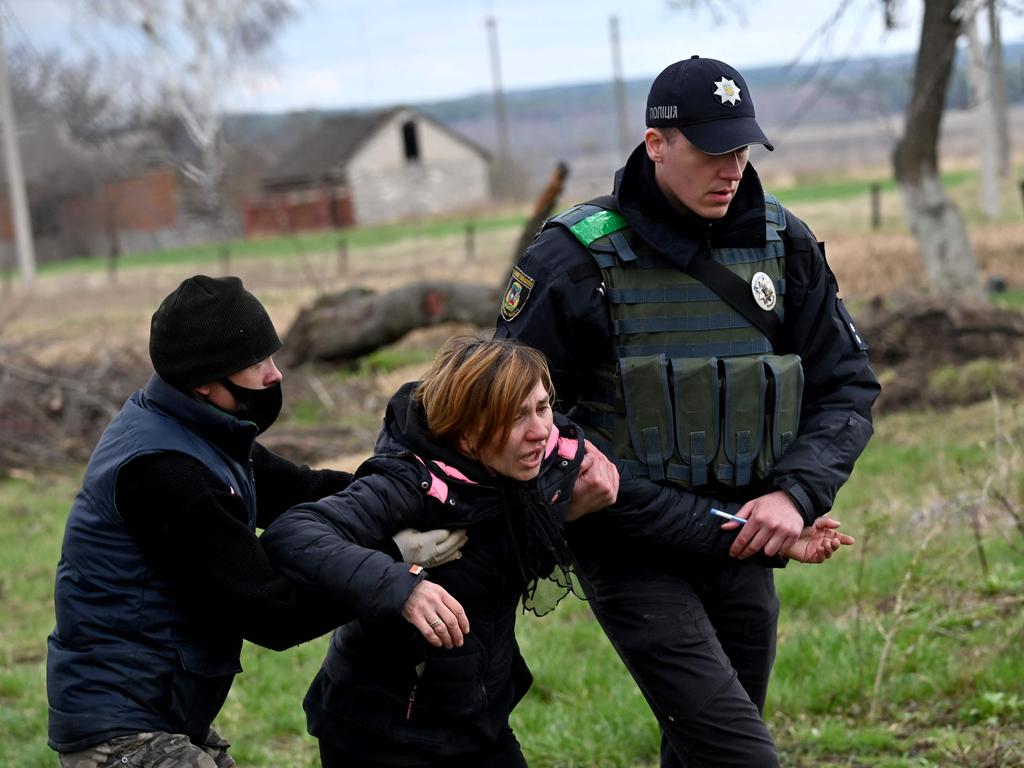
[406,683,418,720]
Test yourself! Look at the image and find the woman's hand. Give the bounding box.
[402,581,471,649]
[784,516,855,564]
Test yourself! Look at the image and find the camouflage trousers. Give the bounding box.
[59,728,237,768]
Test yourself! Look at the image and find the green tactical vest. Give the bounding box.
[547,194,804,490]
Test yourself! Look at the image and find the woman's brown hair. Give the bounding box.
[414,336,554,453]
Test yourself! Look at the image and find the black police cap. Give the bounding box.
[646,55,774,155]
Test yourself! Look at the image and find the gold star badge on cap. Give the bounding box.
[713,77,741,106]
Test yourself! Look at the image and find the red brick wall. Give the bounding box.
[243,185,354,237]
[58,168,178,243]
[104,169,177,231]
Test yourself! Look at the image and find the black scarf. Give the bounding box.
[384,383,583,616]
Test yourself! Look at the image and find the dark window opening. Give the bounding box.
[402,120,420,162]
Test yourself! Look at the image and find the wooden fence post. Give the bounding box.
[336,237,348,277]
[1,255,11,295]
[465,221,476,263]
[107,251,119,284]
[870,182,882,230]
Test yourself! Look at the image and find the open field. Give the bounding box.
[2,399,1022,766]
[2,169,1024,765]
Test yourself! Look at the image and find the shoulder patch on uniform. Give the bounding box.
[501,266,535,321]
[569,209,629,247]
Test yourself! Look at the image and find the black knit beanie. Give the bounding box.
[149,275,283,390]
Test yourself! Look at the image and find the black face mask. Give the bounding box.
[219,378,283,434]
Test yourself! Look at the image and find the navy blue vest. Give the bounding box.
[47,374,258,752]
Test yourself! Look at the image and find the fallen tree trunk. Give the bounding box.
[283,161,571,365]
[282,282,501,364]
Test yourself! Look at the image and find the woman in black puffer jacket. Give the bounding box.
[261,336,853,767]
[262,336,603,767]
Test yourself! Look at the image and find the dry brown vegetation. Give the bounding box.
[4,207,1024,473]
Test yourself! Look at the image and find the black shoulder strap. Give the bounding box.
[683,256,783,349]
[589,194,618,210]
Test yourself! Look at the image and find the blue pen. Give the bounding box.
[710,507,747,525]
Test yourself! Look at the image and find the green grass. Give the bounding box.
[3,399,1023,766]
[2,163,992,283]
[35,212,528,277]
[772,169,974,208]
[992,290,1024,311]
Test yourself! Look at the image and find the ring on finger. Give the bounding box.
[428,617,444,629]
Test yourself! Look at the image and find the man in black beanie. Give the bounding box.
[46,275,468,767]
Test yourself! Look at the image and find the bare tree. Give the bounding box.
[7,46,130,144]
[986,0,1010,176]
[892,0,983,300]
[85,0,301,222]
[664,0,737,22]
[669,0,988,300]
[961,0,1010,219]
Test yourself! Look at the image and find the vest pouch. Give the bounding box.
[619,355,674,482]
[670,357,720,488]
[170,645,242,743]
[757,354,804,477]
[715,357,767,487]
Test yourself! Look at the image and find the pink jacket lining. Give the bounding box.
[415,426,578,504]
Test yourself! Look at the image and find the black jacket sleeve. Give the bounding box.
[116,451,354,651]
[260,456,434,620]
[572,470,782,566]
[772,212,880,521]
[251,442,353,529]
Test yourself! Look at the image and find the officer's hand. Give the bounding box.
[723,490,804,559]
[565,440,620,522]
[402,580,470,649]
[785,516,856,564]
[393,528,469,567]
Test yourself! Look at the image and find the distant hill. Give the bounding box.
[225,45,1024,198]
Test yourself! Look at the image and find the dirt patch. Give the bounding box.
[4,224,1024,473]
[858,296,1024,412]
[818,222,1024,299]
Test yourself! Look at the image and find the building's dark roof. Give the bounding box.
[262,105,491,188]
[262,107,398,187]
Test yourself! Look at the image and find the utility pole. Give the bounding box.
[485,15,511,193]
[609,15,631,158]
[0,8,34,284]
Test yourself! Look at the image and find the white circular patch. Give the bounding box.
[751,271,777,311]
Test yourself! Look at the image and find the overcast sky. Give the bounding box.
[7,0,1024,113]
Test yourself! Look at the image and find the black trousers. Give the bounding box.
[317,726,528,768]
[575,554,781,768]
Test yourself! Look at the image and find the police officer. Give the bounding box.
[497,56,879,766]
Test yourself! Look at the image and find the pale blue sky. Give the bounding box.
[7,0,1024,113]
